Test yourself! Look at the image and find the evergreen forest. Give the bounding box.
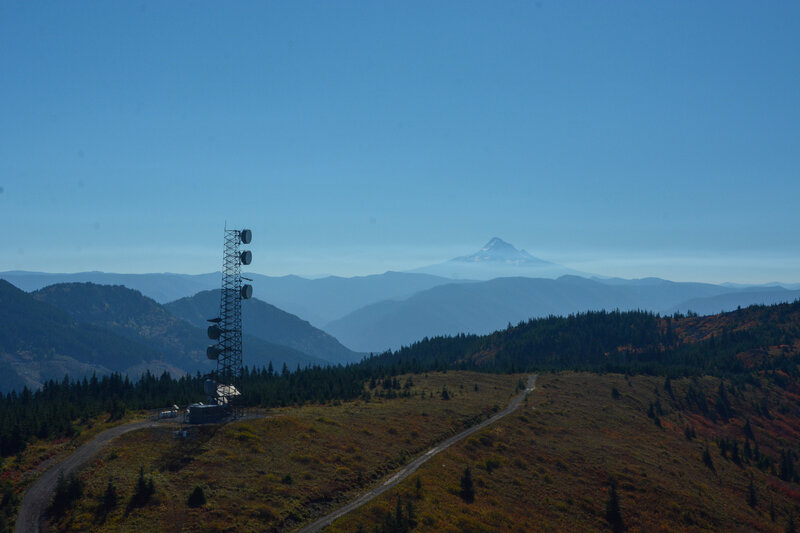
[2,300,799,460]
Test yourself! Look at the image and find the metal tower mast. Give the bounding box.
[206,227,252,417]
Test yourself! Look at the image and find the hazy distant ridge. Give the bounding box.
[0,280,331,392]
[165,289,361,364]
[0,270,460,327]
[326,276,800,352]
[3,239,799,353]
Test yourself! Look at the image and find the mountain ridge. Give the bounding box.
[0,270,462,326]
[0,279,165,392]
[164,289,361,364]
[325,275,800,352]
[0,280,330,391]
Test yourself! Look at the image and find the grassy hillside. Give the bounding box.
[0,409,152,533]
[42,372,522,532]
[330,372,800,532]
[31,370,800,532]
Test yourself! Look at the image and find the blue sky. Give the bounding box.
[1,1,798,283]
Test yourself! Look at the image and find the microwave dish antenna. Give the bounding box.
[191,226,253,423]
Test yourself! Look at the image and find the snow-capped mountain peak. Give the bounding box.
[408,238,588,280]
[454,238,545,265]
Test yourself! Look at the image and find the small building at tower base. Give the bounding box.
[187,403,227,424]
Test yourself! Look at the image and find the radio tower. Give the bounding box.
[204,226,253,418]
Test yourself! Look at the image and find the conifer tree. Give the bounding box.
[129,466,155,510]
[460,467,474,503]
[703,443,715,471]
[187,486,206,508]
[605,477,624,533]
[747,475,757,508]
[101,479,118,513]
[743,418,754,440]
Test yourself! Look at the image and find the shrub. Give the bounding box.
[485,458,502,474]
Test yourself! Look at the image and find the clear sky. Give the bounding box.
[1,1,798,283]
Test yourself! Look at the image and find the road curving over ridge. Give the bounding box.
[13,378,536,533]
[295,374,538,533]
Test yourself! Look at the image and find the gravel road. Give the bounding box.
[295,374,537,533]
[14,420,160,533]
[14,377,536,533]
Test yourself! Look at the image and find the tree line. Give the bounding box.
[2,301,799,459]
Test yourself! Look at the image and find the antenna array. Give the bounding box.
[205,228,252,417]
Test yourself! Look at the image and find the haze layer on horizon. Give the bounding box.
[1,2,798,284]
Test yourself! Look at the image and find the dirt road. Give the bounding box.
[14,377,536,533]
[14,410,278,533]
[14,419,160,533]
[295,374,537,533]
